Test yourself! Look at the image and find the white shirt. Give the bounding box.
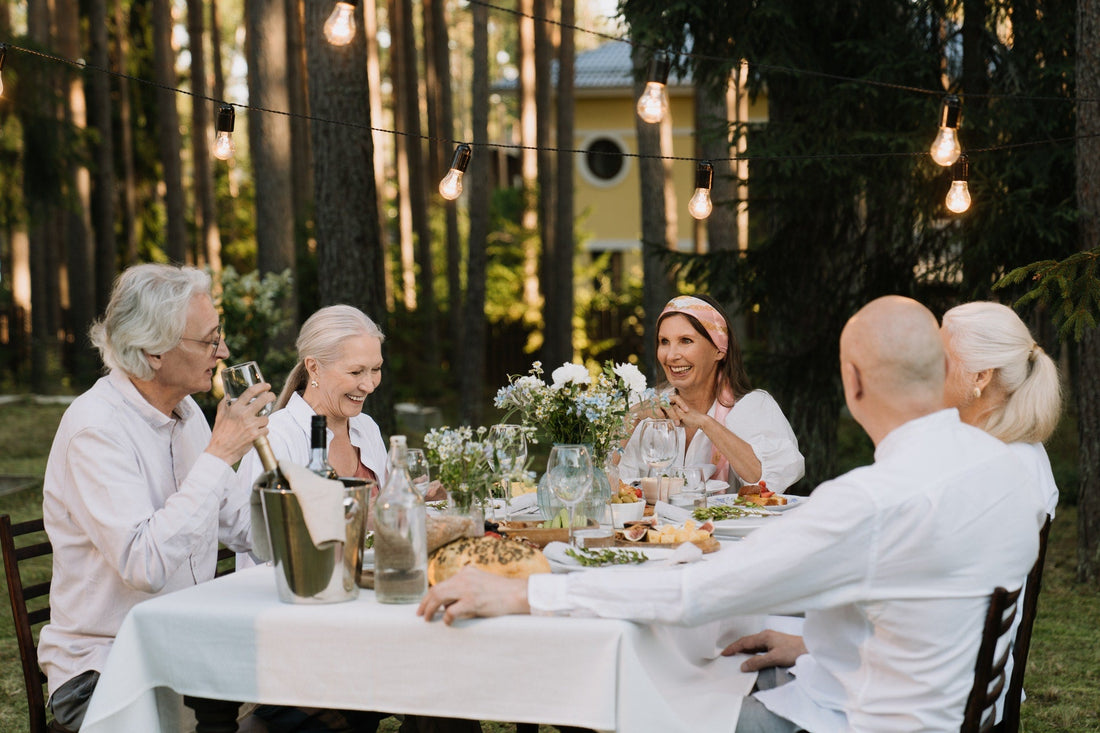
[1008,441,1058,519]
[618,389,805,492]
[529,410,1046,732]
[38,371,250,697]
[234,391,388,491]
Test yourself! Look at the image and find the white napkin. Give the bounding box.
[653,500,693,524]
[252,462,347,559]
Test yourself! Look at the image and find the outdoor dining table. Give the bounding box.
[79,561,763,733]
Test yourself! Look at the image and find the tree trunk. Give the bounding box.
[1076,0,1100,584]
[544,0,575,368]
[89,0,118,312]
[460,0,490,426]
[364,0,393,311]
[534,0,555,343]
[57,0,98,387]
[246,0,298,329]
[631,46,673,383]
[152,0,188,263]
[285,0,313,256]
[189,0,222,274]
[389,0,417,312]
[394,0,439,368]
[113,0,139,266]
[697,77,737,253]
[303,0,393,436]
[517,0,540,308]
[424,0,462,370]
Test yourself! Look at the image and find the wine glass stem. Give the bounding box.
[567,505,577,547]
[501,477,511,521]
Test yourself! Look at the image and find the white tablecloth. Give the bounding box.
[81,566,760,733]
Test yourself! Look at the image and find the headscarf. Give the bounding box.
[659,296,729,354]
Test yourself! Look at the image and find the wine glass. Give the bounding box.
[671,465,706,509]
[406,449,430,498]
[221,361,273,416]
[546,444,593,547]
[639,418,677,478]
[488,424,527,520]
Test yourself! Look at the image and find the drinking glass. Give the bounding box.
[488,424,527,520]
[546,444,593,547]
[639,418,677,478]
[672,465,707,509]
[221,361,273,416]
[406,449,430,498]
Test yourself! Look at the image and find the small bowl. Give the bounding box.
[608,500,645,527]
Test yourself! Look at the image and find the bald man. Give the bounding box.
[420,296,1046,732]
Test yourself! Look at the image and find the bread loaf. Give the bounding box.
[427,535,551,585]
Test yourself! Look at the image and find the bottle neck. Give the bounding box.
[255,436,278,472]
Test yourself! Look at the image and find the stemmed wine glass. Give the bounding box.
[639,418,677,478]
[406,449,431,498]
[546,444,594,547]
[221,361,274,417]
[487,424,527,520]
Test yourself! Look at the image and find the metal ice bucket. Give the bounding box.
[260,477,371,603]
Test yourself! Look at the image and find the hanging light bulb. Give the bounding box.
[945,154,971,214]
[439,143,472,200]
[636,51,671,124]
[930,94,962,167]
[688,161,714,220]
[0,44,7,97]
[324,0,358,47]
[213,104,236,161]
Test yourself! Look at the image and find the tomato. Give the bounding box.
[758,480,767,490]
[484,531,502,539]
[634,488,643,499]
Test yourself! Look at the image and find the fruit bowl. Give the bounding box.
[607,500,645,527]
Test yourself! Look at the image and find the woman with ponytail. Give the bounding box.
[941,301,1061,515]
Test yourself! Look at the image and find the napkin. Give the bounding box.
[653,500,693,525]
[497,492,538,514]
[251,461,347,561]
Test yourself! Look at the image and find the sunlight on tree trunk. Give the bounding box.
[114,0,139,265]
[89,0,119,312]
[363,0,393,311]
[389,0,417,312]
[189,0,222,275]
[517,0,540,310]
[153,0,188,263]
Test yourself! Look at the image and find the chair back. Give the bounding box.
[998,514,1053,732]
[961,584,1023,733]
[1,514,55,733]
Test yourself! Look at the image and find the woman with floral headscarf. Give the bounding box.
[618,295,805,493]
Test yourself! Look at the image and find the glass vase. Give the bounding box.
[537,445,612,527]
[445,484,485,532]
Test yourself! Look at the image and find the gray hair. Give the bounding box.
[276,305,386,409]
[942,301,1062,444]
[89,264,212,381]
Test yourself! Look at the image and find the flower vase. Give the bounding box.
[445,484,485,534]
[536,446,612,527]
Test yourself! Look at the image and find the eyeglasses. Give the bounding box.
[179,325,223,356]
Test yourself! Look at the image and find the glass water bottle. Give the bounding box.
[374,435,428,603]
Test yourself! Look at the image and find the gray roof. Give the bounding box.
[495,39,693,91]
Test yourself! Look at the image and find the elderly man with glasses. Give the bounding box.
[38,263,275,731]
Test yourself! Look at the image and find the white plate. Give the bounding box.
[542,542,679,572]
[707,493,803,512]
[705,479,730,494]
[710,517,776,537]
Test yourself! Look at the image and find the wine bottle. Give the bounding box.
[374,435,427,603]
[251,436,292,492]
[306,415,339,479]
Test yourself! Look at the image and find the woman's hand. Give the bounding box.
[665,393,707,431]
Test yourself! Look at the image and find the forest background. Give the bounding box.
[2,0,1100,585]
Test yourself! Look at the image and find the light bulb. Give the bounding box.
[688,161,714,220]
[946,154,971,214]
[213,104,235,161]
[636,51,671,124]
[324,1,357,46]
[214,131,235,161]
[439,143,472,201]
[930,94,962,166]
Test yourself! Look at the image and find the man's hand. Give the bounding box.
[417,567,531,625]
[206,382,275,465]
[721,630,808,673]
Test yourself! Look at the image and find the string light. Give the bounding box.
[214,104,236,161]
[945,154,971,213]
[688,161,714,220]
[0,43,7,97]
[439,143,472,200]
[930,94,962,167]
[636,50,670,124]
[324,0,358,47]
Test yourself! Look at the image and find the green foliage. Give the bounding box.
[215,265,297,393]
[997,249,1100,341]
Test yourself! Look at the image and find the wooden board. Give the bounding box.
[498,520,598,548]
[613,534,721,554]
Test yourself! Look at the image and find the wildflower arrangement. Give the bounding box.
[423,426,494,511]
[493,360,649,464]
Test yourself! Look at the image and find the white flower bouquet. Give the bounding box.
[493,360,648,464]
[423,426,494,511]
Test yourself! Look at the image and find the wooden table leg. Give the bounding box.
[182,696,241,733]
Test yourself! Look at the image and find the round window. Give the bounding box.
[585,137,626,182]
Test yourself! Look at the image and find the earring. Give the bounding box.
[310,379,319,388]
[971,387,982,399]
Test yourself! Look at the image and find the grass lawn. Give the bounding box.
[2,399,1099,732]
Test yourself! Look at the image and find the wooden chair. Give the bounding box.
[997,514,1053,733]
[960,584,1022,733]
[1,514,74,733]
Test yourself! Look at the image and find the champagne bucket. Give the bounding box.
[260,477,371,604]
